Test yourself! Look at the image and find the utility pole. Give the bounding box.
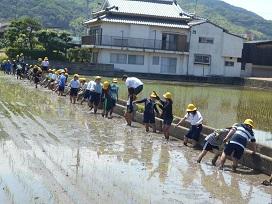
[86,0,91,19]
[194,0,199,16]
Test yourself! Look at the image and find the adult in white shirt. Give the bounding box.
[122,75,144,96]
[176,104,203,147]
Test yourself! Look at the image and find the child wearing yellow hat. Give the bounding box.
[101,81,113,118]
[154,91,173,140]
[77,78,88,101]
[133,92,160,132]
[219,119,256,171]
[108,78,119,118]
[69,74,80,104]
[176,104,203,147]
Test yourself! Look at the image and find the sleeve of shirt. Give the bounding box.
[134,98,147,104]
[125,80,129,87]
[196,111,203,125]
[184,113,188,119]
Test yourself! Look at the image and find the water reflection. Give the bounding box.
[117,81,272,145]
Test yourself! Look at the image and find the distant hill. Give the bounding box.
[180,0,272,39]
[0,0,272,39]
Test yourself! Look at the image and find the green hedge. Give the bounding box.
[6,48,67,61]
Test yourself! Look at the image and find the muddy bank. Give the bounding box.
[0,75,271,204]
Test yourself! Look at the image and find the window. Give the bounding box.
[152,56,160,65]
[128,55,144,65]
[112,37,128,47]
[160,57,177,74]
[192,30,196,34]
[194,54,211,65]
[199,37,214,44]
[92,52,98,64]
[225,61,234,66]
[110,53,127,64]
[241,62,246,70]
[162,33,177,50]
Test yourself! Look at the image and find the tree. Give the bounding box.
[36,29,72,54]
[4,17,42,49]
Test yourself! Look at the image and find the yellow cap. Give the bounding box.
[163,92,172,100]
[20,53,24,56]
[44,57,48,60]
[103,81,110,89]
[74,74,79,78]
[65,73,69,76]
[38,58,42,61]
[79,78,86,82]
[244,119,254,128]
[113,78,118,83]
[95,76,101,80]
[186,104,197,112]
[150,92,157,98]
[52,69,56,72]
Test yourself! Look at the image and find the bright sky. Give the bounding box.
[222,0,272,20]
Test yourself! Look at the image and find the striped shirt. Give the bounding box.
[230,124,255,149]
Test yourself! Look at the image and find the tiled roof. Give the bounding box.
[105,0,190,19]
[85,15,190,29]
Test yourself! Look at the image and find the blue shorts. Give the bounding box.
[143,113,155,124]
[58,86,65,92]
[89,92,101,106]
[203,141,219,151]
[224,142,244,160]
[70,88,78,96]
[163,117,173,126]
[186,124,203,141]
[84,90,91,99]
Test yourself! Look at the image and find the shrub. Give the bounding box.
[6,47,67,61]
[67,48,92,62]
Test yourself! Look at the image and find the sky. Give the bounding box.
[222,0,272,20]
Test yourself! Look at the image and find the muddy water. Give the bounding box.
[103,78,272,146]
[0,76,271,204]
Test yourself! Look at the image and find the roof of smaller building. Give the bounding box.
[245,40,272,45]
[103,0,190,19]
[85,14,190,29]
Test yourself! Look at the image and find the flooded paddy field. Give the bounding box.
[90,77,272,146]
[0,75,271,204]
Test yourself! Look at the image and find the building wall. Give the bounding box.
[188,22,243,77]
[97,48,188,75]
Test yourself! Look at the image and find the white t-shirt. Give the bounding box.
[184,111,203,126]
[125,77,143,89]
[41,61,49,67]
[70,79,80,88]
[86,81,95,91]
[82,82,88,90]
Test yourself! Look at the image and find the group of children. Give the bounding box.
[0,57,264,176]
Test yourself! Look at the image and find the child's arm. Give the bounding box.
[133,98,147,104]
[223,127,236,143]
[176,113,188,127]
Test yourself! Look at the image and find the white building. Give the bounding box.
[82,0,244,77]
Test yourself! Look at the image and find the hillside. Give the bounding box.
[1,0,272,39]
[180,0,272,39]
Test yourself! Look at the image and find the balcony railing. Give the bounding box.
[82,35,189,52]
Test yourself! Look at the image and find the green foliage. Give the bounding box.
[4,17,42,49]
[67,48,92,62]
[1,0,272,39]
[179,0,272,39]
[6,47,67,61]
[36,29,72,54]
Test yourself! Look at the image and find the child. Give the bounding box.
[197,128,231,165]
[33,65,41,88]
[69,74,80,104]
[155,92,173,140]
[58,71,67,96]
[108,78,119,118]
[124,93,135,126]
[176,104,203,147]
[77,78,88,101]
[89,76,102,114]
[133,92,160,132]
[101,81,113,118]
